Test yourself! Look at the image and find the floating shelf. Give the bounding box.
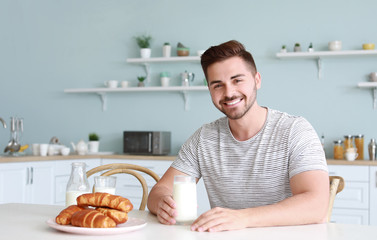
[64,86,208,111]
[358,82,377,109]
[276,50,377,79]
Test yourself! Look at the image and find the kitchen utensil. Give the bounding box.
[4,117,21,153]
[369,139,376,161]
[181,71,195,87]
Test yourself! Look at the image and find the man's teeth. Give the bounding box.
[226,99,241,105]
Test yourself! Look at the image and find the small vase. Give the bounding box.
[140,48,151,58]
[162,45,171,57]
[138,82,145,87]
[88,141,99,153]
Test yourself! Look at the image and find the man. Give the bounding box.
[147,40,329,232]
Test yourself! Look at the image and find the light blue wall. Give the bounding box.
[1,0,376,157]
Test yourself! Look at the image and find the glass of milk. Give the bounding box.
[94,176,117,194]
[173,175,197,225]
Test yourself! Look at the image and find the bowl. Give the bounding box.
[177,48,190,56]
[328,41,342,51]
[362,43,375,50]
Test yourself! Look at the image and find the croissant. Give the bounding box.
[96,207,128,224]
[71,209,116,228]
[77,193,133,213]
[55,205,85,225]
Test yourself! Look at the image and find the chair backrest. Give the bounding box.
[86,163,160,211]
[327,176,345,222]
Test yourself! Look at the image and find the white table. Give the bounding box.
[1,203,377,240]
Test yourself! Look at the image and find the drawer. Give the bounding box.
[331,208,369,225]
[328,165,369,182]
[333,182,369,209]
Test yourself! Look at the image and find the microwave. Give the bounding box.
[123,131,171,155]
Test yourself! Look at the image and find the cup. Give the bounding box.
[32,144,40,156]
[61,147,70,156]
[345,152,358,161]
[48,145,55,156]
[39,144,49,156]
[161,77,170,87]
[94,176,117,194]
[121,81,129,88]
[328,41,342,51]
[104,80,118,88]
[173,175,197,224]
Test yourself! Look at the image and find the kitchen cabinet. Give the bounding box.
[0,161,55,204]
[328,165,370,225]
[370,166,377,225]
[54,158,101,205]
[102,158,211,214]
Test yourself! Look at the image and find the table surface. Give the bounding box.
[2,204,377,240]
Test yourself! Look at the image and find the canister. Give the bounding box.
[333,140,344,160]
[354,134,364,160]
[368,139,376,161]
[344,135,355,152]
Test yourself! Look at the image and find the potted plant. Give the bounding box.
[135,35,152,58]
[308,42,314,52]
[162,42,171,57]
[280,45,287,53]
[137,76,146,87]
[294,43,301,52]
[88,133,100,153]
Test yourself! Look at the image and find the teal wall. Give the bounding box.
[1,0,376,157]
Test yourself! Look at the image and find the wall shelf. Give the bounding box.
[358,82,377,109]
[64,86,208,111]
[276,50,377,79]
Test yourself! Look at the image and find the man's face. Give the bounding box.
[206,56,261,120]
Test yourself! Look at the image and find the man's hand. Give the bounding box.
[155,195,177,225]
[191,207,248,232]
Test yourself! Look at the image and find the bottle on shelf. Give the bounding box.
[66,162,91,206]
[368,139,376,161]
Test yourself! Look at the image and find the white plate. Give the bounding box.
[46,217,147,235]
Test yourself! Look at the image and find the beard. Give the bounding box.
[216,85,257,120]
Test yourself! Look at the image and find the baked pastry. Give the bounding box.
[71,209,116,228]
[55,205,84,225]
[96,207,128,224]
[77,193,133,213]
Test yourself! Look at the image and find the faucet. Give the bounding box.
[0,118,6,129]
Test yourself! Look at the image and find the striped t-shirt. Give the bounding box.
[171,108,328,209]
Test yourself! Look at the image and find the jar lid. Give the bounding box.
[334,140,343,144]
[344,135,354,139]
[354,134,364,138]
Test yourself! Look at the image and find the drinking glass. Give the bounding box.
[173,175,197,224]
[94,176,117,194]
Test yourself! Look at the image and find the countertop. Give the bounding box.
[1,154,377,165]
[2,203,377,240]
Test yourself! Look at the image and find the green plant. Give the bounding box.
[137,76,146,82]
[295,43,300,47]
[135,35,152,48]
[282,45,286,49]
[164,42,170,46]
[89,133,99,141]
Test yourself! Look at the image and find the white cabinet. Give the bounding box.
[370,166,377,225]
[328,165,370,225]
[0,161,55,204]
[101,159,211,214]
[54,158,101,205]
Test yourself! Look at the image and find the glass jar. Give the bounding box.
[344,135,356,152]
[354,134,364,160]
[66,162,91,206]
[333,140,344,160]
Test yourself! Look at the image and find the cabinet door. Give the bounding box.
[54,159,101,205]
[0,162,28,204]
[331,208,369,225]
[370,166,377,225]
[26,161,55,205]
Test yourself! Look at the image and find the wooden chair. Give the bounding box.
[327,176,345,222]
[86,163,160,211]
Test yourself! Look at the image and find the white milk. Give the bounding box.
[94,187,116,195]
[65,191,90,206]
[173,181,197,223]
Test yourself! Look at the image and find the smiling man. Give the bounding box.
[147,40,329,232]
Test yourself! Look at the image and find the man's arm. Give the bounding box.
[191,170,329,232]
[147,167,189,225]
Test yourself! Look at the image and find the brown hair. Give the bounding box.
[201,40,257,79]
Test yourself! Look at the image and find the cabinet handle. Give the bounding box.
[30,167,34,184]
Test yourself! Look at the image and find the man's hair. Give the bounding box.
[201,40,257,79]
